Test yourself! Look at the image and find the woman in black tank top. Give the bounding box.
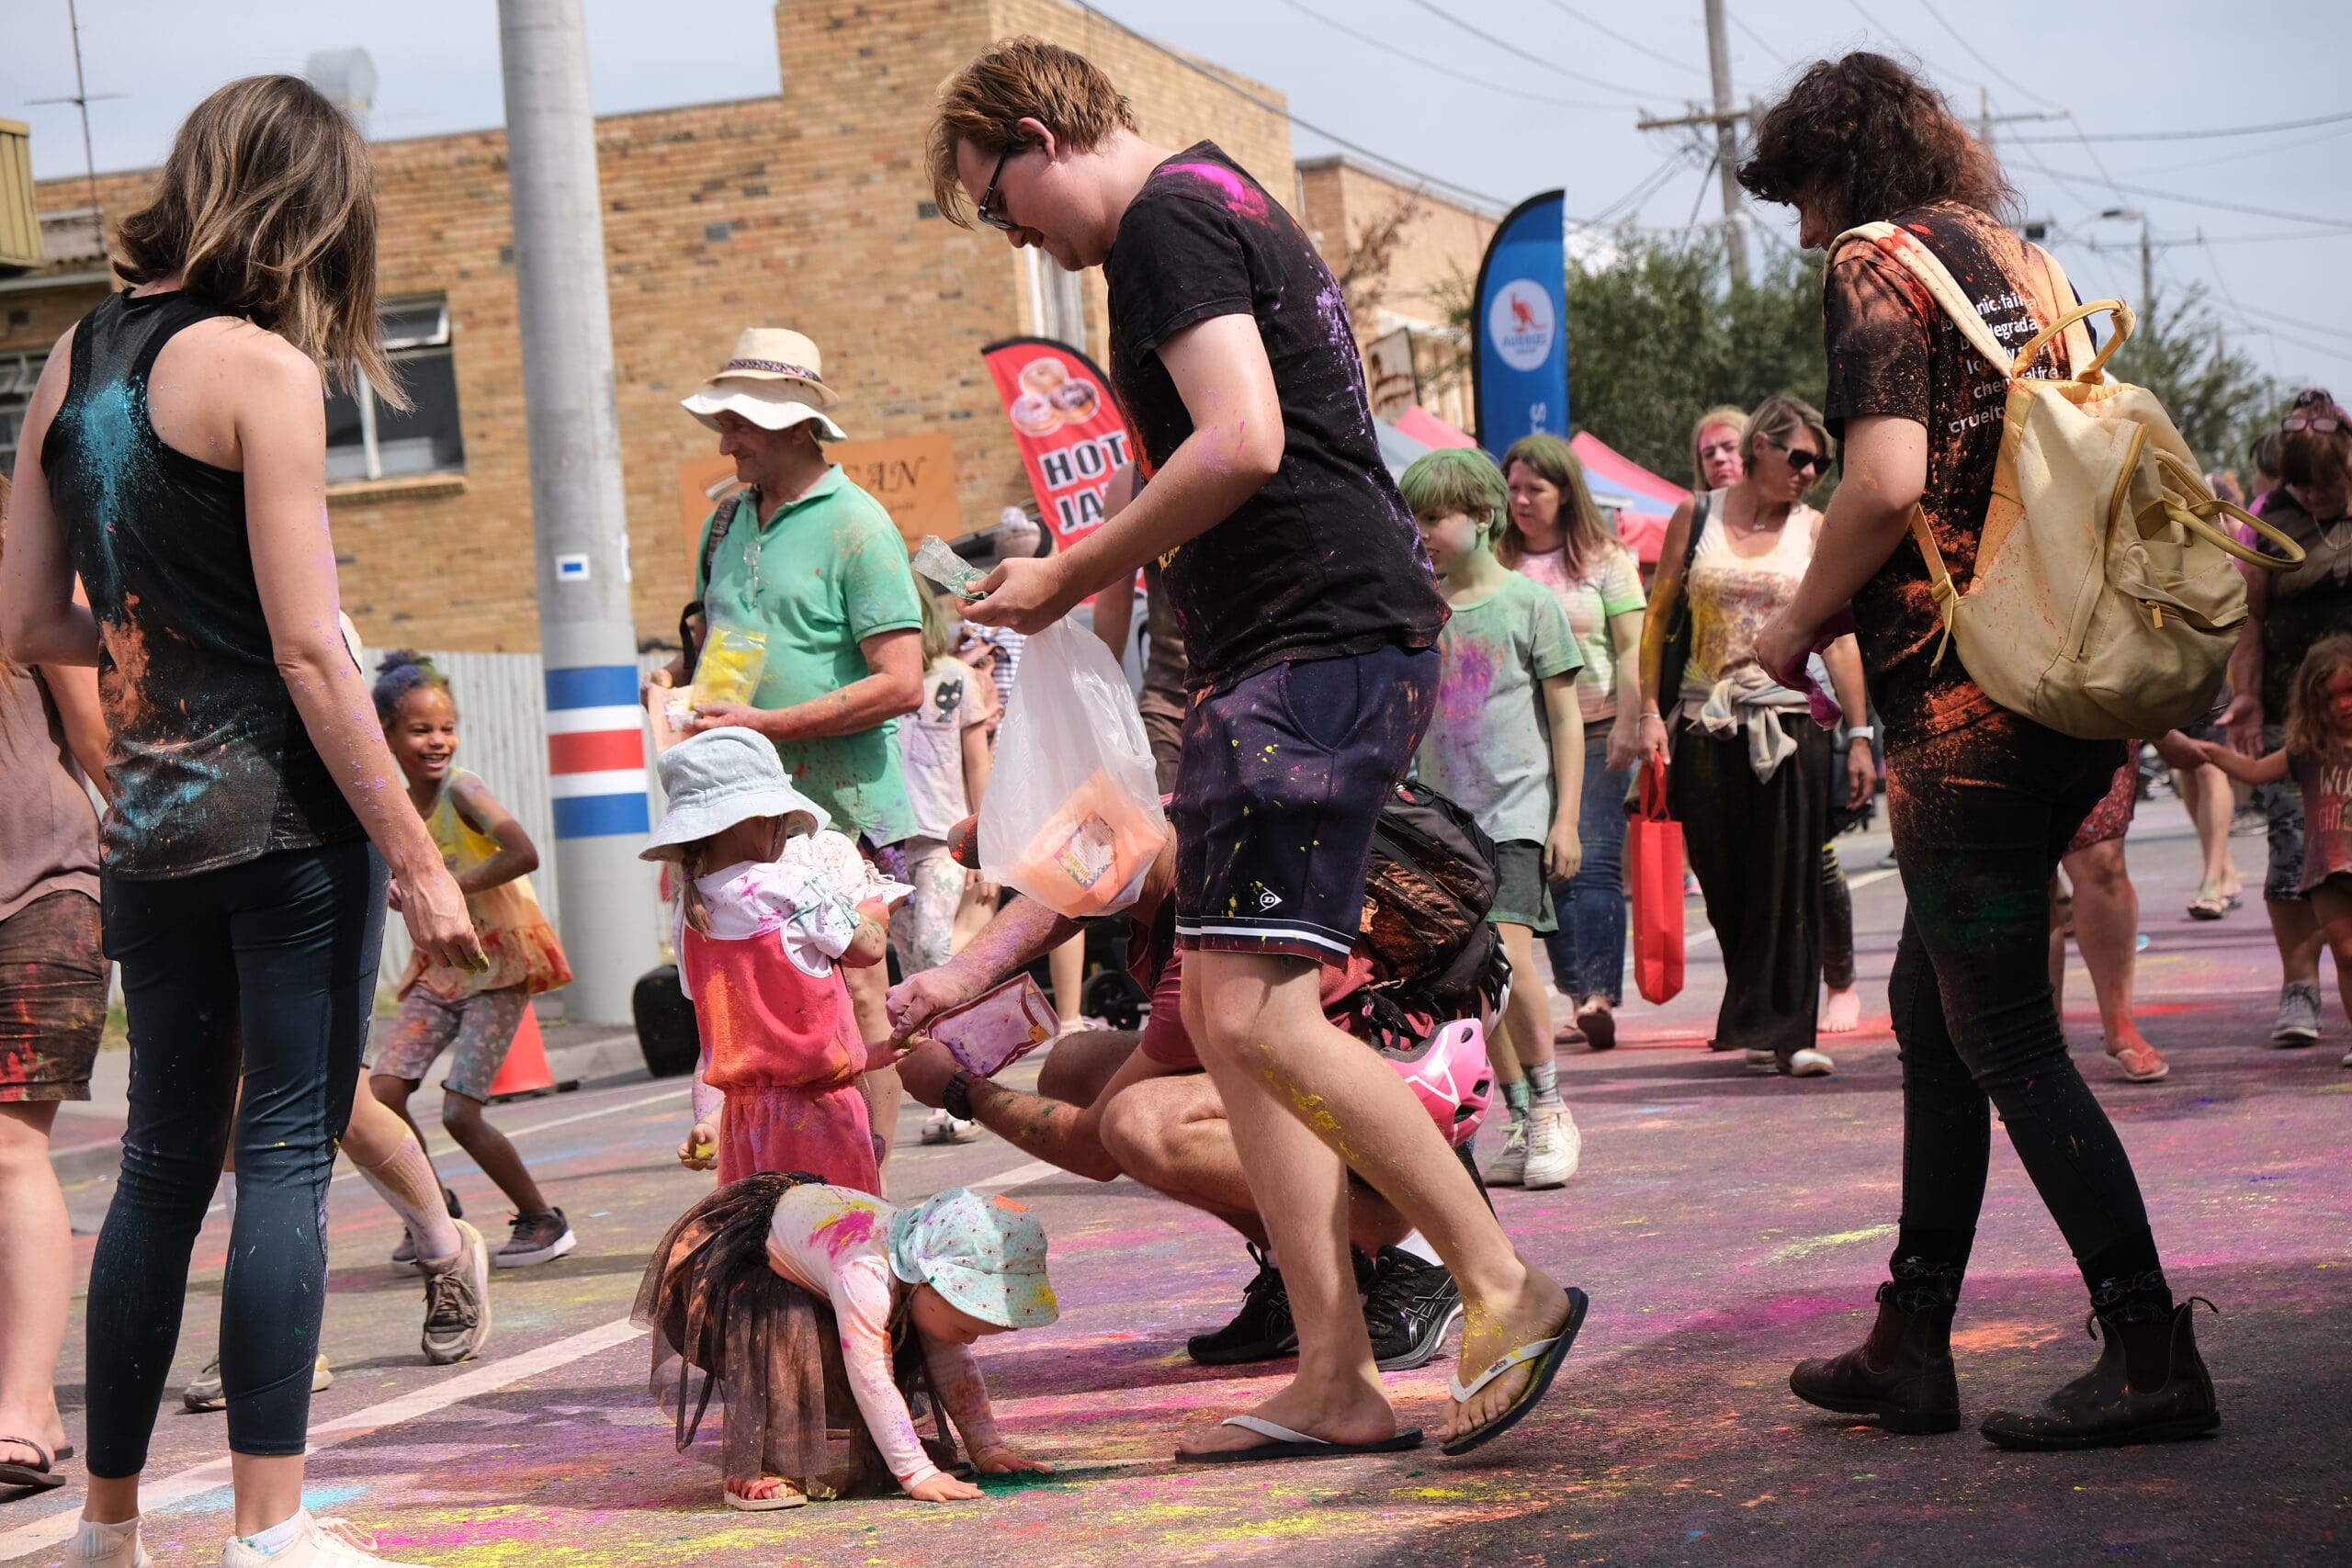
[1,76,481,1566]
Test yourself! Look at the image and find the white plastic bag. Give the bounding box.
[978,617,1169,918]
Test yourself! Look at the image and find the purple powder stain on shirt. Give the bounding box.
[1166,162,1269,222]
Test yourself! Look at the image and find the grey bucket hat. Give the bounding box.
[639,726,829,863]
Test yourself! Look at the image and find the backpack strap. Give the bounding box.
[2025,244,2102,380]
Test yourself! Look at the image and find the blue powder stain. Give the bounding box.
[67,377,151,607]
[300,1484,369,1511]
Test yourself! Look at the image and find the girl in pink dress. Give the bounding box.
[641,727,900,1192]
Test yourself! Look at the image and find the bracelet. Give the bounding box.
[1640,709,1663,720]
[1846,726,1875,739]
[942,1069,977,1122]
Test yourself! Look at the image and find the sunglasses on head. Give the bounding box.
[2284,388,2350,434]
[975,130,1027,233]
[1764,435,1826,474]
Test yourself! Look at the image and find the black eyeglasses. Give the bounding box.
[1764,435,1826,474]
[975,131,1026,232]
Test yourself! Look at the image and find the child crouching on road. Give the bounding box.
[641,726,894,1193]
[633,1176,1058,1507]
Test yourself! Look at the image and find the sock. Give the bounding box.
[239,1511,305,1555]
[2083,1230,2172,1325]
[357,1129,463,1261]
[1502,1077,1532,1119]
[1527,1060,1561,1109]
[1886,1226,1973,1314]
[1396,1230,1442,1266]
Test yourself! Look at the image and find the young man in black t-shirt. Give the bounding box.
[927,37,1583,1461]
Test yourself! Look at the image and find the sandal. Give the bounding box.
[2106,1038,2170,1083]
[0,1437,66,1493]
[1440,1287,1590,1457]
[1174,1414,1424,1464]
[724,1477,808,1510]
[2186,888,2229,920]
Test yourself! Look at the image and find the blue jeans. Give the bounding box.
[1544,728,1630,1005]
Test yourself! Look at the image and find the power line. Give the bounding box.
[1913,0,2061,111]
[1589,147,1700,227]
[1069,0,1508,209]
[2009,107,2352,145]
[1271,0,1620,109]
[1729,12,1794,69]
[2028,163,2352,233]
[1393,0,1671,102]
[1532,0,1708,79]
[2208,297,2352,344]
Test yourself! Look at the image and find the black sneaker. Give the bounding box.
[1365,1247,1465,1371]
[1187,1244,1297,1366]
[494,1207,578,1268]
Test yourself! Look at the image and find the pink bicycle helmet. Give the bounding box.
[1384,1018,1494,1148]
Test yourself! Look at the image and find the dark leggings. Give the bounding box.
[1820,844,1855,991]
[1882,717,2165,1311]
[87,840,386,1472]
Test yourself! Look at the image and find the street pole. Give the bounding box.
[2139,216,2155,310]
[1702,0,1747,287]
[496,0,656,1025]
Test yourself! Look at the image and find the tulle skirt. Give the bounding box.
[630,1172,955,1495]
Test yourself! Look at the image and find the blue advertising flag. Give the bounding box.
[1472,189,1568,457]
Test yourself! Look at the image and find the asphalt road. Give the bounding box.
[3,800,2345,1566]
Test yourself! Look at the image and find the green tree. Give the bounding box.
[2105,285,2280,473]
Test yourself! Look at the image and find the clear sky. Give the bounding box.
[8,0,2348,399]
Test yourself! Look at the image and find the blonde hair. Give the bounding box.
[927,38,1136,226]
[1742,393,1833,474]
[917,580,959,666]
[1690,404,1748,489]
[1497,433,1622,581]
[2284,632,2352,760]
[115,75,401,405]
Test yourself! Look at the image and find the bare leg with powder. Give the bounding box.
[1177,950,1573,1454]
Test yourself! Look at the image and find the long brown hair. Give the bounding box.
[1737,52,2017,233]
[2284,633,2352,759]
[1497,433,1622,581]
[116,74,401,404]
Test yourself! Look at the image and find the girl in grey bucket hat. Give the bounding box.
[640,726,830,863]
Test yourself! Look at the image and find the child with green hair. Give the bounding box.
[1400,447,1587,1190]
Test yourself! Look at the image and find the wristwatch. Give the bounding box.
[942,1069,977,1122]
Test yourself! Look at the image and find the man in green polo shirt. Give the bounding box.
[663,327,926,1167]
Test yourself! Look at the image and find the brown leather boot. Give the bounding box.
[1790,1282,1962,1435]
[1979,1299,2221,1450]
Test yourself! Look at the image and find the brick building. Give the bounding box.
[1,2,1489,653]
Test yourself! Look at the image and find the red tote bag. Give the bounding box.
[1628,753,1687,1005]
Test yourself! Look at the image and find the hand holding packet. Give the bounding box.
[927,975,1059,1077]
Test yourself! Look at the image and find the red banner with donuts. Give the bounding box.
[980,336,1136,552]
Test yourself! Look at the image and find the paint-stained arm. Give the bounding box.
[1635,496,1696,761]
[965,314,1282,634]
[0,335,101,667]
[237,332,481,976]
[691,626,923,743]
[1822,636,1878,808]
[447,773,539,894]
[920,1336,1018,1465]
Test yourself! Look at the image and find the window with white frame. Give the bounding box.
[326,297,465,483]
[0,351,46,479]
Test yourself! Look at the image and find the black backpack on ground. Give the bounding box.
[1358,780,1512,1031]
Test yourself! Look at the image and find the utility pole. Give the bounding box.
[1702,0,1747,286]
[2098,207,2155,307]
[497,0,657,1025]
[28,0,126,242]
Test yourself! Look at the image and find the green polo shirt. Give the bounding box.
[695,466,924,844]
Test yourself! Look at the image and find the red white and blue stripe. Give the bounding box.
[545,665,650,839]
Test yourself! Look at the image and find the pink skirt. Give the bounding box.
[718,1080,880,1195]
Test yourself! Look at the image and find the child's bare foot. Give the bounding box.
[1175,1365,1397,1459]
[1822,986,1863,1033]
[1443,1263,1577,1450]
[724,1475,808,1511]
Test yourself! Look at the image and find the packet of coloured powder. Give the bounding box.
[927,974,1059,1078]
[911,535,990,601]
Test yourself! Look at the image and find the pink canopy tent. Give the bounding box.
[1567,432,1689,565]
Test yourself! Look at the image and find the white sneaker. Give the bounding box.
[1485,1116,1528,1186]
[72,1517,148,1568]
[919,1108,981,1145]
[1784,1048,1836,1077]
[419,1218,492,1366]
[221,1512,424,1568]
[1521,1106,1580,1190]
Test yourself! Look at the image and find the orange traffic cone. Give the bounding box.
[487,1005,573,1102]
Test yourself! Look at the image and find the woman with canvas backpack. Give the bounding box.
[1740,53,2222,1450]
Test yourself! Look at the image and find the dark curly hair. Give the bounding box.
[1737,52,2016,235]
[372,649,452,727]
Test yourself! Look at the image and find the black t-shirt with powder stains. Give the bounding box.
[1104,142,1447,693]
[1823,202,2076,754]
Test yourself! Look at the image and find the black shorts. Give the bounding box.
[1171,644,1436,961]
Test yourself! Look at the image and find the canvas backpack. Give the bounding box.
[1833,221,2305,740]
[1360,780,1511,1027]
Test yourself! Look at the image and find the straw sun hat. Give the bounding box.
[680,327,849,441]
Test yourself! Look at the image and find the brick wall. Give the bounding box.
[12,0,1288,652]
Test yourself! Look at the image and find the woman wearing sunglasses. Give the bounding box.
[2224,389,2352,1047]
[1637,393,1875,1077]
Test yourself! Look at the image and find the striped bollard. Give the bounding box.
[543,662,658,1024]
